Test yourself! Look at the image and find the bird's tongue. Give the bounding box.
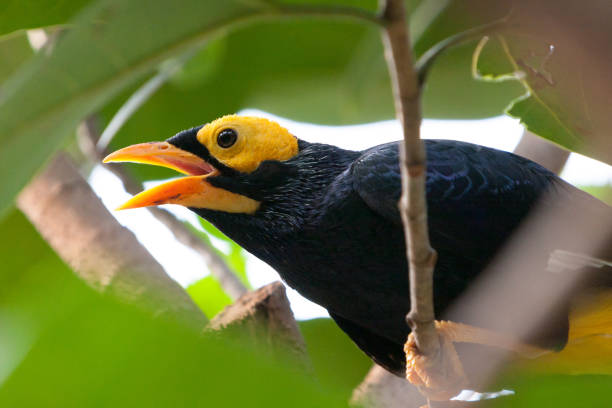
[161,157,215,176]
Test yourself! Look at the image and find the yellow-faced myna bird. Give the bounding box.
[105,115,612,382]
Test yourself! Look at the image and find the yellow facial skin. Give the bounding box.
[103,115,299,214]
[197,115,298,173]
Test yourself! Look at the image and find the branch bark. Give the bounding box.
[352,365,426,408]
[379,0,439,357]
[513,130,570,175]
[209,281,310,370]
[17,154,207,330]
[78,118,249,300]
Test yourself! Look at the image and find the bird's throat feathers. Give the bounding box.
[194,140,360,234]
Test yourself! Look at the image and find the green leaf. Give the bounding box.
[506,94,581,152]
[199,219,250,287]
[0,210,89,385]
[99,0,523,188]
[421,41,524,119]
[100,16,393,172]
[227,244,249,285]
[0,278,347,407]
[486,374,612,408]
[0,0,266,219]
[199,218,231,242]
[413,0,524,118]
[0,0,93,36]
[186,275,232,318]
[189,219,251,288]
[300,318,371,400]
[473,2,612,164]
[0,213,346,407]
[0,32,33,85]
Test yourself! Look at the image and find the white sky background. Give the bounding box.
[89,109,612,320]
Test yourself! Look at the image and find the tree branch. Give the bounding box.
[78,118,249,300]
[379,0,439,356]
[17,154,208,330]
[208,281,310,371]
[352,365,426,408]
[513,130,570,175]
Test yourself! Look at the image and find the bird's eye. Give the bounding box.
[217,128,238,148]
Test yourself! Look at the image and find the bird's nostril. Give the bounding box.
[159,144,169,150]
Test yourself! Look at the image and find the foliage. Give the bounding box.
[1,0,610,406]
[0,211,346,407]
[300,318,372,400]
[470,0,612,164]
[186,275,232,318]
[486,374,612,408]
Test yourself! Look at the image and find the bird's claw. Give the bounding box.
[404,322,469,401]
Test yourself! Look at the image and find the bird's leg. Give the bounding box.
[404,321,468,401]
[404,320,547,401]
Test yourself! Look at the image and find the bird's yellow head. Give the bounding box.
[103,115,299,214]
[195,115,297,173]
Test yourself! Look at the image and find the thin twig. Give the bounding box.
[79,117,249,300]
[379,0,439,376]
[96,67,179,152]
[416,16,508,85]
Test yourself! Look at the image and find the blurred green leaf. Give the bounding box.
[473,1,612,164]
[0,210,88,385]
[186,275,232,318]
[0,214,346,407]
[0,32,33,84]
[486,374,612,408]
[199,218,231,242]
[300,318,371,400]
[103,0,523,182]
[101,17,392,174]
[187,220,251,288]
[1,290,347,407]
[421,41,524,119]
[413,0,524,118]
[506,93,580,152]
[227,244,248,284]
[0,0,266,219]
[0,0,93,36]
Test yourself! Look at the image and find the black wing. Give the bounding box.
[351,140,558,264]
[340,140,567,375]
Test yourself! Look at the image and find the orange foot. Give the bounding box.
[404,320,546,401]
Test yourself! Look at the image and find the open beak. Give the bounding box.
[103,142,260,214]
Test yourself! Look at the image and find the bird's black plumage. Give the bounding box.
[169,130,586,376]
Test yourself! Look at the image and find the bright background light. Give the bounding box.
[89,110,612,320]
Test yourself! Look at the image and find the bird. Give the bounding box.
[104,115,612,390]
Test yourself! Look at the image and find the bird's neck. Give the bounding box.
[193,140,360,262]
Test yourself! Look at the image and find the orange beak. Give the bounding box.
[103,142,260,213]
